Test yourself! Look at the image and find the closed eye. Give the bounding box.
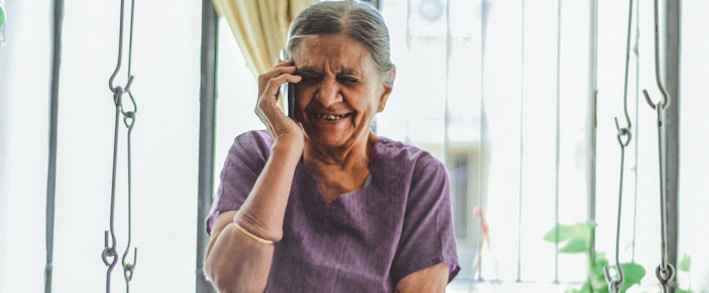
[295,68,322,85]
[299,75,321,85]
[337,76,359,86]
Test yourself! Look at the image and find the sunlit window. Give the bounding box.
[1,0,708,292]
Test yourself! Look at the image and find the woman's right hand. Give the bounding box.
[256,58,304,150]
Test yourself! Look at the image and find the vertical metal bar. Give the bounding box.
[553,0,562,283]
[45,0,64,292]
[196,0,218,292]
[476,0,490,282]
[631,0,641,263]
[516,0,525,283]
[443,0,450,165]
[662,0,680,292]
[587,0,598,264]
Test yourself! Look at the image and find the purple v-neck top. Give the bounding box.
[207,130,460,292]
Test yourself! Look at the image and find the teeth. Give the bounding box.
[316,113,345,120]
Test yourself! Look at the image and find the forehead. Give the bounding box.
[292,34,376,74]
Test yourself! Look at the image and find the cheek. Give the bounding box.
[345,87,379,109]
[293,86,311,108]
[357,91,383,114]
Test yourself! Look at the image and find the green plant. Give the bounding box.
[543,222,645,293]
[676,253,704,293]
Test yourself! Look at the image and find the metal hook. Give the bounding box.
[656,263,675,292]
[101,229,120,292]
[113,87,123,107]
[121,91,137,129]
[108,0,131,92]
[614,117,632,147]
[122,247,137,282]
[642,89,669,112]
[111,76,134,108]
[101,230,118,268]
[123,112,135,128]
[102,230,119,293]
[643,0,670,110]
[619,0,635,131]
[604,264,624,293]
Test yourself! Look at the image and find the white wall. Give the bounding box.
[679,1,709,290]
[0,0,51,291]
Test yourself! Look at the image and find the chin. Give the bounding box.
[305,132,350,147]
[309,136,345,148]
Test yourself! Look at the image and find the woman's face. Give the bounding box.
[291,34,392,151]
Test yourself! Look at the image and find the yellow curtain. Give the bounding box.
[212,0,318,80]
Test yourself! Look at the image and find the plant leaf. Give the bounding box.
[560,237,589,253]
[544,222,592,253]
[566,282,590,293]
[544,224,573,243]
[679,254,691,272]
[619,262,646,292]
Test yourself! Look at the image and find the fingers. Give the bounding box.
[257,58,301,114]
[254,59,304,142]
[258,59,299,94]
[261,73,300,102]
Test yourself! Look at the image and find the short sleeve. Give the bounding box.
[205,131,272,235]
[390,153,460,283]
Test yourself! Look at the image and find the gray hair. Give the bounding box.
[286,0,395,75]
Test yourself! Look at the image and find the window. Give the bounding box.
[375,0,709,291]
[1,0,707,292]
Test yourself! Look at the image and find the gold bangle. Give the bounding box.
[232,222,274,245]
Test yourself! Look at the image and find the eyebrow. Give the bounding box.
[296,67,361,76]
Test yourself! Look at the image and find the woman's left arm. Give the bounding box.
[395,263,450,292]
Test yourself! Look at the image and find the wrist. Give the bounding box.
[271,136,304,157]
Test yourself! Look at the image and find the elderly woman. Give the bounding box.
[204,1,459,292]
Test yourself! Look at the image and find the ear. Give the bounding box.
[378,66,396,111]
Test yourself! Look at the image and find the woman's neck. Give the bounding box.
[304,132,376,167]
[302,132,378,201]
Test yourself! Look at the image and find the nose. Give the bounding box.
[314,79,342,108]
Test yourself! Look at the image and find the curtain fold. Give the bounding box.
[212,0,317,79]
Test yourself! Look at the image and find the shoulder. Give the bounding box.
[231,130,273,151]
[218,130,274,177]
[373,136,447,175]
[370,136,449,197]
[227,130,273,159]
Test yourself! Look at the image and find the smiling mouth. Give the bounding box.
[313,112,350,121]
